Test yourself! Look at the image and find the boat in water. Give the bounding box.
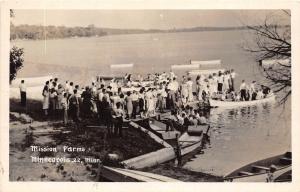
[223,151,292,182]
[11,75,53,88]
[122,120,208,169]
[188,68,225,76]
[110,63,134,68]
[209,94,276,108]
[99,166,181,182]
[171,64,200,70]
[190,59,221,67]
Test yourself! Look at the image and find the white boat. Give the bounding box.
[99,166,181,182]
[122,122,206,169]
[188,68,225,76]
[171,64,199,70]
[190,59,222,67]
[11,75,53,88]
[110,63,134,68]
[209,94,276,108]
[10,85,45,101]
[260,59,290,69]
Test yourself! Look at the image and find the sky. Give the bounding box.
[11,10,290,29]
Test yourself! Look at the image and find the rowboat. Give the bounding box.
[260,59,290,69]
[190,59,222,67]
[188,68,225,76]
[223,151,292,182]
[274,169,292,182]
[11,75,53,88]
[209,94,276,108]
[99,166,181,182]
[171,64,199,70]
[110,63,134,68]
[122,121,207,169]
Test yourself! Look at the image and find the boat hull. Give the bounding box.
[209,95,276,108]
[99,166,180,182]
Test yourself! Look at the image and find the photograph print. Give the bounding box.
[9,9,291,182]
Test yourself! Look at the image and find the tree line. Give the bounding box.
[10,24,109,40]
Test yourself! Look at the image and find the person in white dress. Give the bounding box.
[186,77,194,102]
[42,86,50,116]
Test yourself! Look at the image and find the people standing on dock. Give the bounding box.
[19,80,27,107]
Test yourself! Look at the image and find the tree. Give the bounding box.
[10,46,24,83]
[244,10,291,105]
[10,9,25,83]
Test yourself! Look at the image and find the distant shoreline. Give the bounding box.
[11,24,290,41]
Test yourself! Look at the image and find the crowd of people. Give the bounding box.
[17,69,272,136]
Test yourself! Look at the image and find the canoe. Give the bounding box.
[188,68,225,76]
[99,166,181,182]
[209,94,276,108]
[122,123,207,169]
[110,63,134,68]
[223,151,292,182]
[171,64,199,70]
[11,75,53,88]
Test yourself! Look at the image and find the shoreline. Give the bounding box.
[9,98,219,182]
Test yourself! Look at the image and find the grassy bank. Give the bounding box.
[9,98,164,181]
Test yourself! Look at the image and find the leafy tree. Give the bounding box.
[10,9,24,83]
[244,10,291,105]
[10,46,24,83]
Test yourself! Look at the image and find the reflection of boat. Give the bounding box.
[99,166,181,182]
[110,63,134,68]
[122,120,208,169]
[209,94,276,108]
[224,152,292,182]
[171,64,199,70]
[188,68,225,76]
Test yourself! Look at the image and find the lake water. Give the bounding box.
[12,31,291,176]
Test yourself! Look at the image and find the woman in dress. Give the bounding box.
[42,86,50,116]
[181,80,189,104]
[125,91,133,119]
[186,77,194,102]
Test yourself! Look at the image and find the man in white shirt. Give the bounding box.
[19,80,26,106]
[239,80,247,101]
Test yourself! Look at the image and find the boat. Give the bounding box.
[223,151,292,182]
[122,121,208,169]
[171,64,200,70]
[188,68,225,76]
[11,75,53,88]
[110,63,134,68]
[190,59,222,67]
[10,85,45,101]
[260,59,290,69]
[209,94,276,108]
[274,169,292,182]
[99,166,181,182]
